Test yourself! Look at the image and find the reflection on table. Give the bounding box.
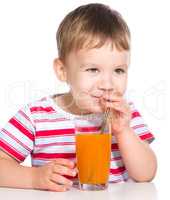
[0,182,157,200]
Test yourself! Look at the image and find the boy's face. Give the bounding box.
[56,42,130,114]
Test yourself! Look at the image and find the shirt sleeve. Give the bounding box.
[0,104,35,162]
[129,102,155,143]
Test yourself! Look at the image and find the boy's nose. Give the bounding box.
[98,75,114,92]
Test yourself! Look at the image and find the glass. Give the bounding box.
[75,117,111,190]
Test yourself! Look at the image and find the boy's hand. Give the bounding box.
[32,158,77,192]
[100,92,131,136]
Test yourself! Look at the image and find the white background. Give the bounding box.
[0,0,169,198]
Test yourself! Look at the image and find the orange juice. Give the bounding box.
[76,133,111,184]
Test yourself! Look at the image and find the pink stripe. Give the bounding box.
[0,140,25,161]
[111,156,122,161]
[32,153,76,159]
[30,106,55,113]
[9,118,34,141]
[110,166,126,175]
[110,168,128,177]
[131,111,141,118]
[111,143,119,150]
[36,129,75,137]
[76,126,101,132]
[2,128,32,152]
[139,132,154,141]
[18,110,35,128]
[133,124,145,129]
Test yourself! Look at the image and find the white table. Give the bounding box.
[0,182,157,200]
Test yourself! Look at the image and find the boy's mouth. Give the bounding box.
[92,96,112,103]
[92,95,112,103]
[92,96,100,102]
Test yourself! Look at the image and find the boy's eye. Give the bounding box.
[86,68,99,73]
[115,68,125,74]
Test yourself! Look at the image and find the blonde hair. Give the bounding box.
[56,3,130,61]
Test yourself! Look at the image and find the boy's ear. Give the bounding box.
[53,58,67,82]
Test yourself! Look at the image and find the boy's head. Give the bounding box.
[56,3,130,62]
[54,3,130,114]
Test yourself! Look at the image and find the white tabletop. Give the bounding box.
[0,182,158,200]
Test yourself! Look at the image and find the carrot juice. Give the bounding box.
[76,133,111,187]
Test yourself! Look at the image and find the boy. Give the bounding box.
[0,3,157,192]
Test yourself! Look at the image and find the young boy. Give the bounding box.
[0,3,157,192]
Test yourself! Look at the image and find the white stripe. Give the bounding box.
[109,171,129,182]
[32,112,78,121]
[4,123,33,149]
[74,118,103,127]
[111,136,117,143]
[134,126,149,135]
[36,135,75,145]
[32,159,49,166]
[35,120,74,131]
[0,130,30,156]
[130,116,145,127]
[32,157,76,166]
[31,112,59,120]
[29,99,51,107]
[110,159,124,168]
[111,151,121,158]
[34,145,75,154]
[129,102,135,110]
[15,111,35,134]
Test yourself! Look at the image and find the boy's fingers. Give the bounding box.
[99,96,123,111]
[50,173,73,187]
[100,98,130,116]
[53,164,77,177]
[54,158,75,168]
[47,181,70,192]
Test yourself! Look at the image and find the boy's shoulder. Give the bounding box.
[27,96,54,111]
[21,95,57,117]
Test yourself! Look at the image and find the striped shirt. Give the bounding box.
[0,94,154,183]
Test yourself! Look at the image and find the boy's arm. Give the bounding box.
[0,150,77,191]
[0,150,36,189]
[101,93,157,181]
[115,128,157,182]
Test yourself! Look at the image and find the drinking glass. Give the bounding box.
[75,117,111,190]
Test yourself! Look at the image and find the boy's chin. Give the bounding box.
[86,105,104,114]
[76,103,104,114]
